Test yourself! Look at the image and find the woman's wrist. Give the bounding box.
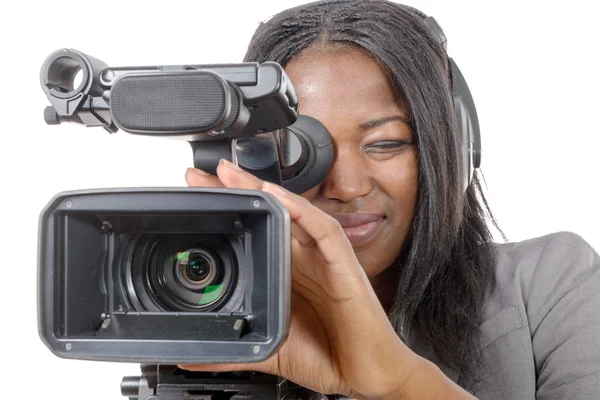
[385,357,478,400]
[377,355,434,400]
[349,339,423,400]
[354,350,478,400]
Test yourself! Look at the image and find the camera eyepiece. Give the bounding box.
[44,53,86,96]
[40,49,107,101]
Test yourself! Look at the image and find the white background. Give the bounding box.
[1,0,598,398]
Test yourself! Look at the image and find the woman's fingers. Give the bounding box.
[290,223,314,248]
[261,182,356,268]
[178,338,282,376]
[178,358,276,374]
[178,342,281,375]
[216,160,315,245]
[178,363,248,372]
[185,167,225,188]
[260,181,373,306]
[187,161,365,289]
[215,160,317,247]
[215,159,266,190]
[186,159,266,190]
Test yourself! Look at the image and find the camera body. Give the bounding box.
[39,48,334,399]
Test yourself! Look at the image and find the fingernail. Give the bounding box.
[187,167,209,176]
[263,182,289,197]
[219,159,243,171]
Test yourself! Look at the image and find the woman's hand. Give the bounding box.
[179,160,423,399]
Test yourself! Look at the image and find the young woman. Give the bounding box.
[180,1,600,399]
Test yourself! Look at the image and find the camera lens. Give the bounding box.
[170,248,227,307]
[181,252,212,283]
[120,234,239,312]
[187,257,210,281]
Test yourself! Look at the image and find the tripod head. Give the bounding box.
[120,365,338,400]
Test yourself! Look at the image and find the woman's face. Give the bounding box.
[285,45,419,282]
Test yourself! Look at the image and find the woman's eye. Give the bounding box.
[364,140,411,152]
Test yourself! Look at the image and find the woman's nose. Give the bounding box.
[319,148,373,203]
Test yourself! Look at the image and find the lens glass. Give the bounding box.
[181,252,211,282]
[120,234,238,312]
[173,248,226,306]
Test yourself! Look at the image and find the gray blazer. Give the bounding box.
[405,231,600,399]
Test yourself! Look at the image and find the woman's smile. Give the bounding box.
[332,213,385,244]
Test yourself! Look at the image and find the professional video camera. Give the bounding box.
[38,48,336,399]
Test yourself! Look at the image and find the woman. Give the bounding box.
[180,1,600,399]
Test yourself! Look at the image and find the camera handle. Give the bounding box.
[190,134,282,186]
[189,113,333,194]
[120,364,336,400]
[40,49,334,195]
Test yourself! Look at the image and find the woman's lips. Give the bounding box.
[332,213,385,244]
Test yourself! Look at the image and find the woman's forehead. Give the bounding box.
[285,46,399,113]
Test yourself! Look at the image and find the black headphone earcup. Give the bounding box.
[416,12,481,191]
[450,58,481,191]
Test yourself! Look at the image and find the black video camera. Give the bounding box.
[38,49,334,399]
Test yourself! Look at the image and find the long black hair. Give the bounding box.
[243,0,504,392]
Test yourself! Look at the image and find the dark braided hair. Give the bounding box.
[244,0,504,392]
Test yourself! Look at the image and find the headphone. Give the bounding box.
[405,6,482,192]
